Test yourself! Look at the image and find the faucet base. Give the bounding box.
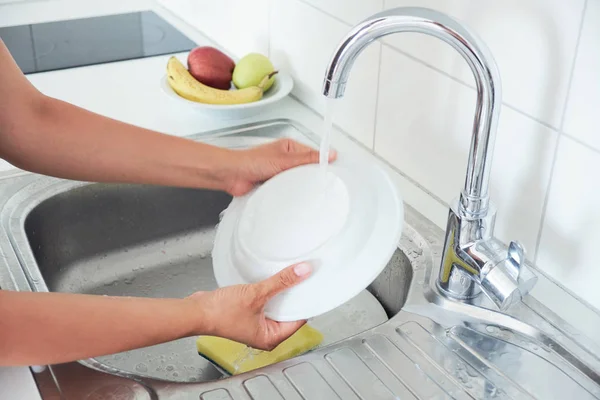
[436,267,482,300]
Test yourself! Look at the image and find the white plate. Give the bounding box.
[160,71,294,120]
[212,158,404,322]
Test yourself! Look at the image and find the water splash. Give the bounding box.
[232,346,263,374]
[319,100,336,174]
[135,363,148,373]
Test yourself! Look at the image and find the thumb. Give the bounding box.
[257,262,312,301]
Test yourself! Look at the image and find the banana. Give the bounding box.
[166,56,276,105]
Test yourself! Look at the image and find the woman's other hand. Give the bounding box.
[187,262,312,350]
[225,139,337,196]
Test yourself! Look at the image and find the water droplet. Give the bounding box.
[486,325,498,334]
[404,330,412,335]
[135,363,148,373]
[466,368,478,378]
[173,372,179,377]
[531,344,539,351]
[166,365,174,371]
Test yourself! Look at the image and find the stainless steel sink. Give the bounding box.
[19,179,410,383]
[0,120,599,399]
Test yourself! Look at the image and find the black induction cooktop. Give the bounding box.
[0,11,196,74]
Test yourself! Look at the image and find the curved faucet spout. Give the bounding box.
[322,7,537,311]
[322,7,501,217]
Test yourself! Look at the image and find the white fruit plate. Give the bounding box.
[160,71,294,120]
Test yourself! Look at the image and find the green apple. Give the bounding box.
[232,53,276,91]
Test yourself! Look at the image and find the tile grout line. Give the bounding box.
[382,43,560,132]
[562,131,600,155]
[371,42,384,151]
[295,0,353,28]
[532,0,589,266]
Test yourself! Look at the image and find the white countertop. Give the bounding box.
[0,0,444,397]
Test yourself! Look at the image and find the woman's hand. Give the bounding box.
[0,263,311,366]
[187,262,312,350]
[225,139,337,196]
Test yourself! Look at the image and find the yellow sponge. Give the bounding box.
[196,324,324,375]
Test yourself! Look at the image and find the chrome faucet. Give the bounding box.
[322,7,537,310]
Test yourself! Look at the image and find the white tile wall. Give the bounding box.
[383,0,585,129]
[563,0,600,151]
[160,0,600,310]
[156,0,269,58]
[270,0,381,147]
[374,47,557,253]
[299,0,383,25]
[537,137,600,310]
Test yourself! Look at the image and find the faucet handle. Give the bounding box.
[506,240,525,281]
[508,241,524,265]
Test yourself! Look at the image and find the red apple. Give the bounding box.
[187,46,235,90]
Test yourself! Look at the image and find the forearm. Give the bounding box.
[0,290,204,366]
[1,94,235,190]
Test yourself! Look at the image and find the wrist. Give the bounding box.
[192,144,241,194]
[213,147,242,193]
[183,294,217,336]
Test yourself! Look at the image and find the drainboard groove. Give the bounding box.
[447,325,598,400]
[243,375,284,400]
[201,388,234,400]
[394,321,526,400]
[363,334,464,400]
[283,362,341,400]
[325,346,397,399]
[353,340,419,399]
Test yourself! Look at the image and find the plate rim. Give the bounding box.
[212,161,404,321]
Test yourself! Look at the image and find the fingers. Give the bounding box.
[279,139,337,166]
[256,263,312,301]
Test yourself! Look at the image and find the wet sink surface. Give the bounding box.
[23,182,412,382]
[0,121,413,387]
[0,120,599,399]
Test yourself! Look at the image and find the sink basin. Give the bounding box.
[0,120,598,399]
[21,181,411,383]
